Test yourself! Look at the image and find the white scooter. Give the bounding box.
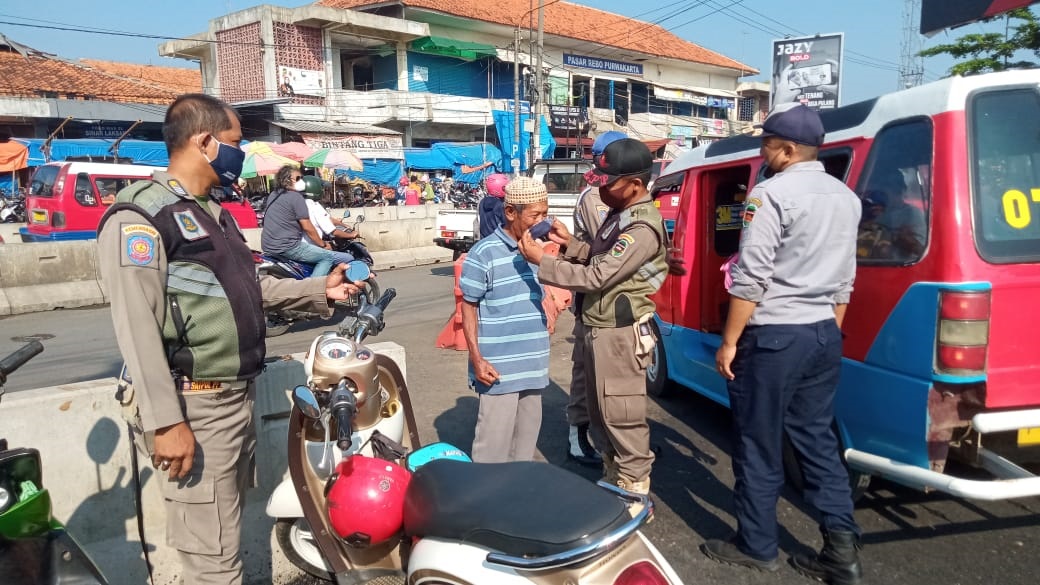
[266,290,684,585]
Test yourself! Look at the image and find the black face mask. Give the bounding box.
[204,138,245,188]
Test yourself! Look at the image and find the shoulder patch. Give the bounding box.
[611,233,635,258]
[596,204,609,223]
[121,224,159,268]
[173,210,209,241]
[748,197,763,208]
[743,200,759,228]
[167,179,187,196]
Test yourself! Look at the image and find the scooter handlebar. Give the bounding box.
[0,340,43,380]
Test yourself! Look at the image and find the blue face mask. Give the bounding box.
[205,138,245,188]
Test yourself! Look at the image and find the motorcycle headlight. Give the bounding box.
[0,485,12,514]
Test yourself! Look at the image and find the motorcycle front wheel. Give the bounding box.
[275,518,334,581]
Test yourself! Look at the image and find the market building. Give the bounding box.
[160,1,756,168]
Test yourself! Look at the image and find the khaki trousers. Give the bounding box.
[584,325,655,482]
[471,389,543,463]
[136,383,256,585]
[566,319,590,427]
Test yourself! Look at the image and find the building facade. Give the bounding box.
[160,1,757,163]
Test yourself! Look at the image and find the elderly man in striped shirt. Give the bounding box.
[460,176,551,463]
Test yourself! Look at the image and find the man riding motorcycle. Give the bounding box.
[260,166,352,276]
[301,176,358,252]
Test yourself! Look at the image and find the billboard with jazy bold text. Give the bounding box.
[770,34,843,111]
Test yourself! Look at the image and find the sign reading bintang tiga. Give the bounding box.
[563,53,643,76]
[301,134,405,160]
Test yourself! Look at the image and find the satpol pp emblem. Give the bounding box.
[174,210,209,241]
[121,224,159,267]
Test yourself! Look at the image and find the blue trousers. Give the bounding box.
[280,241,353,277]
[727,320,859,561]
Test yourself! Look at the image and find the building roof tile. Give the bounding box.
[318,0,756,73]
[0,48,184,105]
[80,59,202,95]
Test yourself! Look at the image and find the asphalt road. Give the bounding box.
[3,264,1038,585]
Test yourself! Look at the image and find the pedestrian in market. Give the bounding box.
[701,103,863,584]
[97,93,362,585]
[460,176,551,463]
[518,138,667,495]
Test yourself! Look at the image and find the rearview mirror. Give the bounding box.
[356,215,365,224]
[292,385,321,419]
[342,209,351,219]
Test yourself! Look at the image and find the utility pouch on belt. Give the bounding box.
[115,364,143,429]
[634,314,655,361]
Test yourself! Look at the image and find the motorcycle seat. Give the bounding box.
[402,459,629,558]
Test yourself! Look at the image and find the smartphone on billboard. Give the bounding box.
[787,63,833,89]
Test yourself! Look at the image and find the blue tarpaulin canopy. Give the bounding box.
[403,142,503,185]
[336,159,404,186]
[491,111,555,172]
[16,139,169,167]
[403,147,453,170]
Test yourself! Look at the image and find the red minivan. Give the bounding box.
[20,161,258,241]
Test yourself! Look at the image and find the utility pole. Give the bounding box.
[899,0,924,89]
[513,26,521,176]
[530,1,545,167]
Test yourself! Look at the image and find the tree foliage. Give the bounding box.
[919,8,1040,76]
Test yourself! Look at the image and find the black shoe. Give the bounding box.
[567,424,601,467]
[701,539,779,573]
[790,530,863,585]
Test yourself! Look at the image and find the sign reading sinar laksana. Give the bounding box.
[563,53,643,76]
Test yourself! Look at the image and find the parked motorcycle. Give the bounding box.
[0,192,26,223]
[0,341,109,584]
[448,185,481,210]
[266,293,685,584]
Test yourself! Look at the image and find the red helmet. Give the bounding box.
[326,456,411,547]
[485,173,510,198]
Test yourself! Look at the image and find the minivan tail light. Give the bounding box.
[52,164,70,198]
[613,561,670,585]
[936,290,990,376]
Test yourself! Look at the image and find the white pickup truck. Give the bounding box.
[432,159,593,258]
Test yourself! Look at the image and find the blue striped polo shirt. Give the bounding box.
[459,226,550,395]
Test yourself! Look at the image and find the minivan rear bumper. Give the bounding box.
[18,227,97,242]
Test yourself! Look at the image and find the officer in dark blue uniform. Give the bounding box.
[701,104,864,585]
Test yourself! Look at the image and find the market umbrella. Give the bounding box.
[270,141,315,162]
[303,148,364,171]
[241,150,299,179]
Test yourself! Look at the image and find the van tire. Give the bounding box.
[782,427,871,503]
[646,321,674,398]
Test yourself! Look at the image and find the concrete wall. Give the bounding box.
[0,205,453,315]
[0,344,406,584]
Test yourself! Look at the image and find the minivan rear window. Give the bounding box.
[29,165,59,197]
[971,88,1040,263]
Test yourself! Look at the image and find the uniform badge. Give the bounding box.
[167,179,188,196]
[612,233,635,258]
[173,210,209,241]
[121,224,159,268]
[596,205,609,223]
[743,201,758,228]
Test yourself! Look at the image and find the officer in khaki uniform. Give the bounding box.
[519,139,667,494]
[97,94,362,585]
[565,131,626,466]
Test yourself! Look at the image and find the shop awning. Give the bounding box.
[642,138,672,154]
[410,36,498,61]
[554,136,594,147]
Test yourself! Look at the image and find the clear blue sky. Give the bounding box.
[0,0,1027,104]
